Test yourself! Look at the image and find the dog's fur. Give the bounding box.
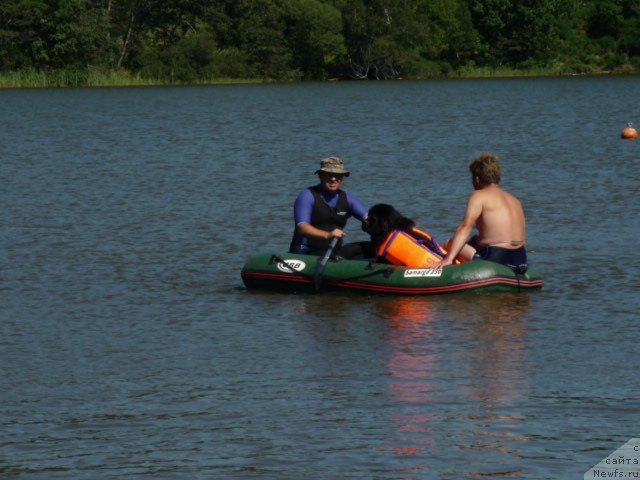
[364,203,415,251]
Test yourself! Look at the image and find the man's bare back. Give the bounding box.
[472,185,526,249]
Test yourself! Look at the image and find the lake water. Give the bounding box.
[1,77,640,479]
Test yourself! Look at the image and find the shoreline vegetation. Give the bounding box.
[0,69,262,89]
[3,0,639,90]
[1,65,637,90]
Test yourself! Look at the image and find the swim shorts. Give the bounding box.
[473,245,528,274]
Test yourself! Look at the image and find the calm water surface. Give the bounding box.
[1,77,640,479]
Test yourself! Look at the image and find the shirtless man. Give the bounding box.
[440,152,528,273]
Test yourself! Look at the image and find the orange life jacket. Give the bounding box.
[377,228,446,267]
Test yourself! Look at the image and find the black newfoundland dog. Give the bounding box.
[363,203,446,265]
[363,203,416,251]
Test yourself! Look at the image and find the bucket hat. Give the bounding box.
[315,156,350,176]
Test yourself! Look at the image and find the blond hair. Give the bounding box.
[469,152,501,185]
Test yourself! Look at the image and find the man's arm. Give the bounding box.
[297,222,345,240]
[346,192,368,221]
[294,189,346,241]
[441,192,483,266]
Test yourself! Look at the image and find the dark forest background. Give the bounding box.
[2,0,640,84]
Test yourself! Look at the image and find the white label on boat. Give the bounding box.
[404,267,443,278]
[277,259,307,273]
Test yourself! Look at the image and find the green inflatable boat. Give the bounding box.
[241,252,543,295]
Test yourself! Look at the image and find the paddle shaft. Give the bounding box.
[314,237,339,290]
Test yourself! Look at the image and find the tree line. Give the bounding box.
[1,0,639,85]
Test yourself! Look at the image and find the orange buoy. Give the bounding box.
[621,123,638,140]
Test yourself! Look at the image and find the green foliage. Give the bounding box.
[237,0,296,79]
[469,0,573,67]
[587,0,623,39]
[208,48,255,79]
[1,0,639,87]
[0,0,49,69]
[280,0,345,79]
[341,0,432,79]
[416,0,482,68]
[136,26,218,82]
[48,0,108,68]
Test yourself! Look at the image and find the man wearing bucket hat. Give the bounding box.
[289,156,373,259]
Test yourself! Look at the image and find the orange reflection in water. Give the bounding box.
[386,298,437,405]
[381,297,439,458]
[380,293,534,476]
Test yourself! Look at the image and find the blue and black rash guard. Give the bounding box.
[289,185,368,254]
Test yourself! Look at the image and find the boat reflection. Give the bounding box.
[377,293,534,476]
[384,297,438,460]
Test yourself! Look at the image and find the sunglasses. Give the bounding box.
[320,173,345,180]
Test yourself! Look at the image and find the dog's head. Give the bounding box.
[364,203,414,246]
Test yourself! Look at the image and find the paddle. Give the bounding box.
[314,237,339,291]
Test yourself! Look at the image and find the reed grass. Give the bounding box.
[0,69,263,89]
[455,64,572,79]
[453,62,639,79]
[0,66,633,89]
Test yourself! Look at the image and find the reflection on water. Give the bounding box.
[375,294,534,477]
[455,294,532,478]
[387,298,437,405]
[460,294,531,405]
[385,298,438,463]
